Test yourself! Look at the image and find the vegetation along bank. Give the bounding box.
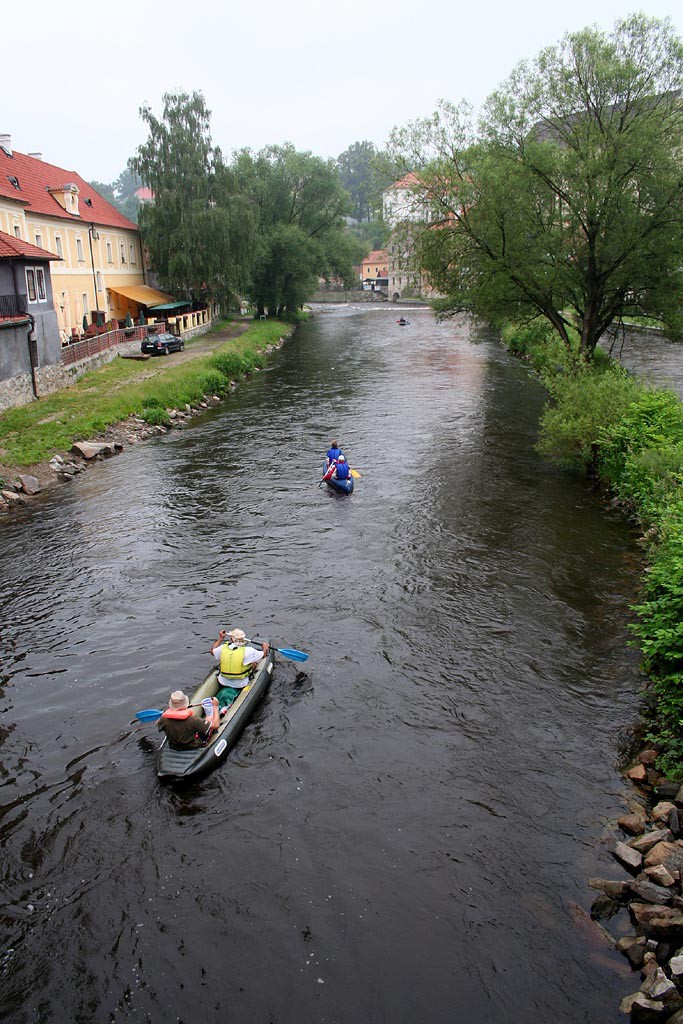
[0,317,294,511]
[502,316,683,1009]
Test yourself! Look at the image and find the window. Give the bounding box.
[26,268,37,302]
[35,232,42,249]
[106,241,112,263]
[129,243,136,265]
[55,235,63,258]
[76,237,84,261]
[96,272,103,292]
[13,224,20,238]
[25,267,46,303]
[120,242,126,264]
[7,175,20,190]
[82,293,89,321]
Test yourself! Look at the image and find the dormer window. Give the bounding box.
[7,175,20,190]
[84,197,93,207]
[47,182,80,216]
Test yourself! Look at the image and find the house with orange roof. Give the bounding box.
[360,250,388,292]
[0,229,61,405]
[383,174,432,301]
[0,133,165,340]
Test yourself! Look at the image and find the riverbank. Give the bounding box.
[0,317,295,514]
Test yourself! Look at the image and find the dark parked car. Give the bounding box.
[141,332,184,356]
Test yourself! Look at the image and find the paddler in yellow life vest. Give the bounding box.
[210,628,270,709]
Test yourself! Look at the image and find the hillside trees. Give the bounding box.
[389,15,683,358]
[130,91,256,313]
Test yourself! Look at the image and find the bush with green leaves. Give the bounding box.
[537,363,642,470]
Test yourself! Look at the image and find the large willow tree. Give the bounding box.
[390,15,683,358]
[130,91,256,313]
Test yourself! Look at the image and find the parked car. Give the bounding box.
[141,333,184,356]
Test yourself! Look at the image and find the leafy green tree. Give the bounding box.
[130,91,256,313]
[390,15,683,358]
[235,145,353,315]
[336,141,378,221]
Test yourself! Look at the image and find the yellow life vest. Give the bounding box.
[220,643,250,680]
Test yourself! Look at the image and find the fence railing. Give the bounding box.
[60,322,167,367]
[0,293,28,318]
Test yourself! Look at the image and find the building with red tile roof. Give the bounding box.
[0,134,166,336]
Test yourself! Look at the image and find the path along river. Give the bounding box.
[0,306,655,1023]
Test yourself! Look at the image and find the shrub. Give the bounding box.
[142,406,170,426]
[537,364,642,470]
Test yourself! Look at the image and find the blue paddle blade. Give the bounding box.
[135,708,164,722]
[274,647,308,662]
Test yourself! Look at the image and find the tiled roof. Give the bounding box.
[363,250,388,264]
[135,186,154,201]
[0,228,59,260]
[0,149,138,231]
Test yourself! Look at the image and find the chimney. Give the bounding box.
[28,152,42,160]
[0,133,12,156]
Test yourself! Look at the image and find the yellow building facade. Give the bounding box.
[0,137,150,341]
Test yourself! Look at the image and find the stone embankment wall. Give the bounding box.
[310,290,387,304]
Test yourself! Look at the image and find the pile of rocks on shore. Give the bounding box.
[0,395,224,515]
[591,748,683,1021]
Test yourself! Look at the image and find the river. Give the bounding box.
[0,305,647,1023]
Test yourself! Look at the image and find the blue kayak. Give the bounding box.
[321,462,354,494]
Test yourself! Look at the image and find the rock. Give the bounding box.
[628,764,649,784]
[618,935,647,969]
[655,780,681,800]
[675,785,683,807]
[645,865,677,888]
[589,878,630,899]
[641,967,678,1001]
[645,843,683,873]
[1,489,25,504]
[669,954,683,979]
[653,802,677,823]
[630,903,683,938]
[631,830,673,855]
[670,808,682,838]
[621,812,648,836]
[612,839,643,871]
[665,1011,683,1024]
[16,474,41,495]
[71,441,113,460]
[619,991,665,1019]
[628,879,673,905]
[640,750,660,766]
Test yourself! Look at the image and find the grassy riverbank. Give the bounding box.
[0,318,290,475]
[503,320,683,775]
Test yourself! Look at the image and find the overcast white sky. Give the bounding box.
[2,0,682,184]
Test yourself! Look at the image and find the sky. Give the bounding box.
[2,0,683,185]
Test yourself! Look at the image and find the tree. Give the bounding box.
[336,141,378,221]
[130,91,256,313]
[389,15,683,357]
[235,145,354,316]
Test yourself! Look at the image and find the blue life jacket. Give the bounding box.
[335,461,350,480]
[327,447,342,463]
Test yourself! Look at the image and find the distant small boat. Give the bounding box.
[397,318,411,326]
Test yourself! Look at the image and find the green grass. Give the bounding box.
[0,320,289,467]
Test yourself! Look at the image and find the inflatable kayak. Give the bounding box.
[321,462,354,494]
[156,650,275,781]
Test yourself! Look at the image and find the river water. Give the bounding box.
[0,306,648,1023]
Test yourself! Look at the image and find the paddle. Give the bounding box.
[350,469,361,479]
[135,705,201,723]
[246,639,308,662]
